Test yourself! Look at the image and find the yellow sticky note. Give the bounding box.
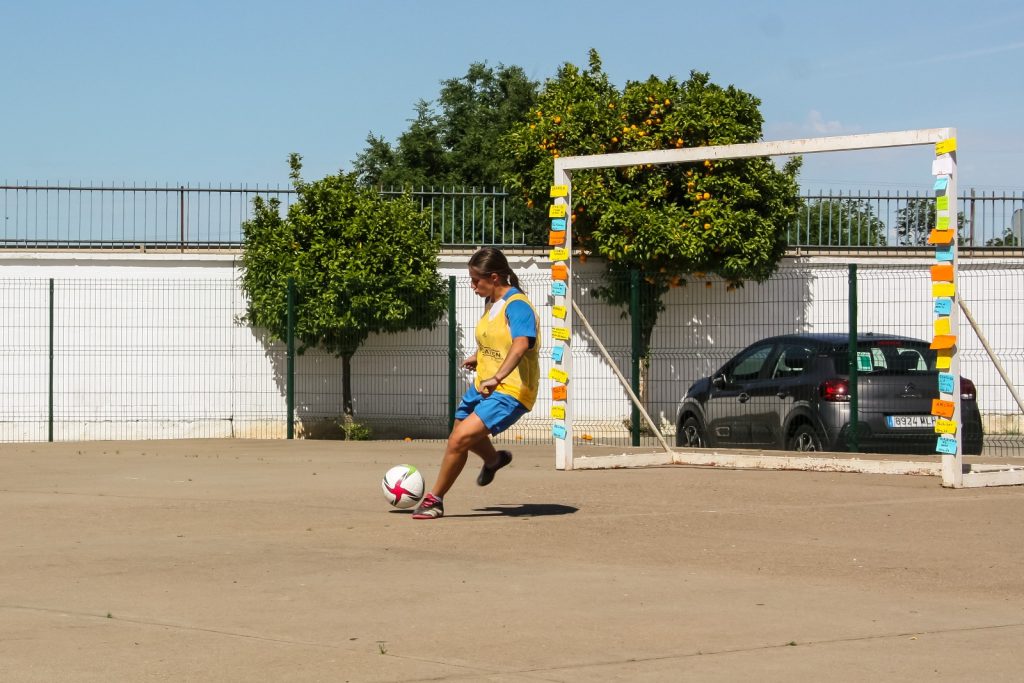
[936,195,949,211]
[548,367,568,384]
[552,305,567,319]
[936,215,951,230]
[549,185,569,198]
[936,348,953,370]
[549,204,566,218]
[932,283,955,298]
[552,327,570,341]
[934,317,951,336]
[551,405,566,420]
[934,419,957,435]
[935,138,957,156]
[549,247,569,261]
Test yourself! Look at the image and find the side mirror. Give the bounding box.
[712,374,727,389]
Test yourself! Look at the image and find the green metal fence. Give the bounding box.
[2,262,1022,458]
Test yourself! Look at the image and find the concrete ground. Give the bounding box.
[2,439,1023,682]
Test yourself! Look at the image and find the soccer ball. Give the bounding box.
[381,464,425,509]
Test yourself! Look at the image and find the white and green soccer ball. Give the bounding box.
[381,464,425,509]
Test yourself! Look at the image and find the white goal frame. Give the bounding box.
[549,127,1024,489]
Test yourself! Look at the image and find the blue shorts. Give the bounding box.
[455,385,529,436]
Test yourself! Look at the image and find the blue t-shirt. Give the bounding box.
[503,288,537,348]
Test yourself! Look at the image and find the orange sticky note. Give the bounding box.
[549,204,567,218]
[930,264,954,282]
[928,229,954,245]
[552,385,567,401]
[930,334,956,350]
[931,399,955,419]
[548,230,566,246]
[551,263,568,281]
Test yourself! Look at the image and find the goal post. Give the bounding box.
[547,128,1024,489]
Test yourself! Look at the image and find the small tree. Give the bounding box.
[241,154,448,425]
[794,198,887,246]
[895,197,969,246]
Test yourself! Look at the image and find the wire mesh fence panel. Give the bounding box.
[0,279,51,441]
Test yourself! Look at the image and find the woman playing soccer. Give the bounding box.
[413,247,539,520]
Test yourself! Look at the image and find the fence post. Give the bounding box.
[179,186,185,252]
[847,264,859,452]
[48,278,54,442]
[448,276,457,435]
[969,188,976,246]
[630,269,641,447]
[286,277,296,439]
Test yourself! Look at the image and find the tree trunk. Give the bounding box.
[342,353,354,420]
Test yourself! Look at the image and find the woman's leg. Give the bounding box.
[429,413,492,498]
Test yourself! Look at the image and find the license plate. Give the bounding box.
[886,415,937,429]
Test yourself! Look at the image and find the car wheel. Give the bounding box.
[787,423,821,452]
[678,416,707,448]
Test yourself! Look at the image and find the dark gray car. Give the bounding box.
[675,333,983,455]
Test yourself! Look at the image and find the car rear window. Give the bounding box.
[831,341,937,374]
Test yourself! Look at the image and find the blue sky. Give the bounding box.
[4,0,1023,192]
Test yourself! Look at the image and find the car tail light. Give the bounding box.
[961,378,977,401]
[820,378,849,402]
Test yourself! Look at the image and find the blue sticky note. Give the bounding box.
[935,246,954,262]
[551,280,567,296]
[551,346,564,363]
[552,423,567,440]
[936,435,957,455]
[550,218,566,231]
[933,177,948,191]
[938,372,955,394]
[934,298,953,316]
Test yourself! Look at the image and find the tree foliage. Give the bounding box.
[794,198,887,246]
[353,62,539,189]
[240,154,448,417]
[894,197,969,246]
[502,49,802,352]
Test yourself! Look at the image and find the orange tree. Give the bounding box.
[503,49,802,357]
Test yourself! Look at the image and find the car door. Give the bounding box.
[747,342,817,448]
[703,342,776,447]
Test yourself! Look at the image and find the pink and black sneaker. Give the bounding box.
[411,493,444,520]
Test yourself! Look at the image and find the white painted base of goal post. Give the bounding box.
[572,448,1024,486]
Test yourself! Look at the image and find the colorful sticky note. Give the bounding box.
[552,305,567,319]
[936,195,949,211]
[935,138,957,156]
[932,283,955,298]
[934,317,951,336]
[550,218,566,231]
[930,264,954,282]
[549,247,569,261]
[549,204,566,218]
[935,419,957,435]
[551,345,564,363]
[936,348,953,370]
[932,399,955,418]
[551,280,567,296]
[552,328,570,342]
[548,230,566,246]
[938,372,955,394]
[552,423,567,440]
[548,367,568,383]
[549,184,569,198]
[935,215,951,230]
[933,176,949,191]
[932,157,953,176]
[930,334,956,350]
[935,246,954,263]
[551,385,567,401]
[928,229,954,245]
[936,435,958,455]
[934,297,953,315]
[551,264,568,281]
[551,405,566,420]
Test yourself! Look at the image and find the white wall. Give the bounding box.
[2,251,1021,442]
